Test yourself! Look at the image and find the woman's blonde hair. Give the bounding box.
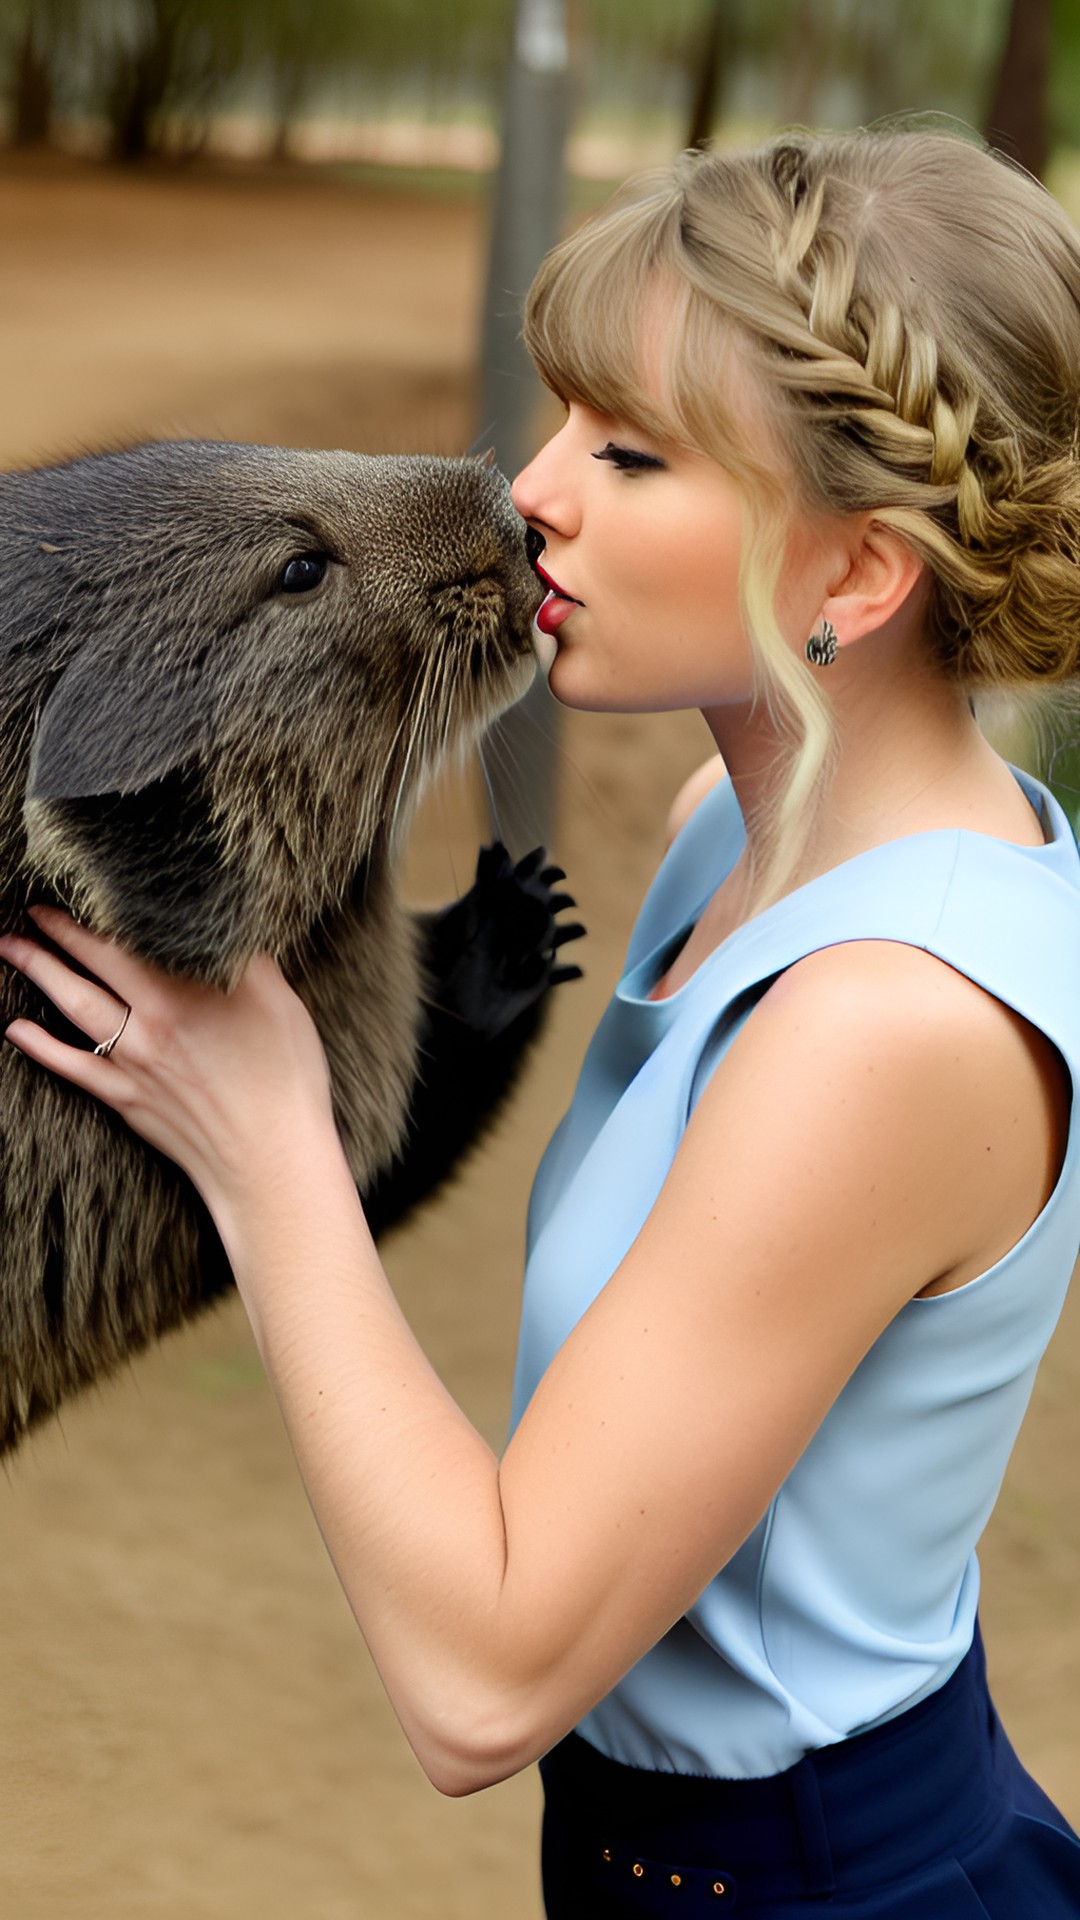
[523,129,1080,903]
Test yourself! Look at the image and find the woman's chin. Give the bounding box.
[544,650,598,709]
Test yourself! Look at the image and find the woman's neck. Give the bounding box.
[702,629,1044,899]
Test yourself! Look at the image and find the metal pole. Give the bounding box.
[478,0,570,856]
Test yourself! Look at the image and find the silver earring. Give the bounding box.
[806,617,838,667]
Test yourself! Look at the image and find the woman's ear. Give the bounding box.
[822,518,926,649]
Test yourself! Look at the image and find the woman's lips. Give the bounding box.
[533,562,581,635]
[536,590,578,635]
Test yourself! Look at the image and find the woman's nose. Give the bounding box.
[511,426,578,537]
[510,448,549,527]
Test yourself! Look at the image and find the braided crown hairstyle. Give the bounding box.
[523,129,1080,903]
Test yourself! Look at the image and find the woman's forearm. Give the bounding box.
[212,1121,535,1794]
[0,917,577,1789]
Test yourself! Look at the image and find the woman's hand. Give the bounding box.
[1,913,1059,1801]
[0,907,337,1218]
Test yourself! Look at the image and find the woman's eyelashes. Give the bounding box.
[592,441,667,474]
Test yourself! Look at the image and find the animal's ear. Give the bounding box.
[28,645,215,800]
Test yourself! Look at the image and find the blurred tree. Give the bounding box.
[577,0,1006,153]
[770,0,1005,135]
[685,0,733,150]
[247,0,509,158]
[779,0,832,126]
[10,14,52,145]
[984,0,1051,176]
[87,0,246,161]
[104,0,183,160]
[241,0,364,162]
[1,0,1024,170]
[1048,0,1080,151]
[479,0,569,856]
[2,0,83,148]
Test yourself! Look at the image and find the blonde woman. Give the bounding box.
[5,129,1080,1915]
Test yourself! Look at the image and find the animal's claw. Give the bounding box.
[549,963,584,986]
[424,840,586,1039]
[552,921,586,950]
[512,845,548,883]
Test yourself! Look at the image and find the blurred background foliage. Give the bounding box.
[0,0,1068,173]
[1,0,1077,831]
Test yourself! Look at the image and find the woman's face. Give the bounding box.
[511,353,837,718]
[512,399,756,714]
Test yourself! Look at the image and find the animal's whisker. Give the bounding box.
[476,740,504,841]
[388,651,441,843]
[0,439,545,1452]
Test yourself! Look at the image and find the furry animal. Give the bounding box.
[0,440,568,1452]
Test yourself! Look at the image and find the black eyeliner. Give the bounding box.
[592,441,667,472]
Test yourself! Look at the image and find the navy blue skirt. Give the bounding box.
[539,1630,1080,1916]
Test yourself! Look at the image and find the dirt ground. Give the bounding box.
[0,156,1077,1920]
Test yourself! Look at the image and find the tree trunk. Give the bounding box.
[984,0,1051,179]
[782,0,828,128]
[477,0,571,857]
[268,55,309,165]
[685,0,729,151]
[11,20,52,148]
[106,0,185,164]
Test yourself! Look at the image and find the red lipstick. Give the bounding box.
[536,592,576,634]
[534,562,576,599]
[533,562,582,636]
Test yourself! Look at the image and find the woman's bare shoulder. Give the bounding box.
[699,937,1070,1294]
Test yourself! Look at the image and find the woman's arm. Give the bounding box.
[0,916,1064,1794]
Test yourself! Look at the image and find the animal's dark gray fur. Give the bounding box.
[0,440,541,1452]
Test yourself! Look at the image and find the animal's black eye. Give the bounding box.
[280,553,329,593]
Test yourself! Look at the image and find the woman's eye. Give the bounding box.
[280,553,330,593]
[592,441,666,474]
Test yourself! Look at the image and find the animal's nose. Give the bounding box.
[524,524,546,568]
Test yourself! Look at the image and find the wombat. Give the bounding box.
[0,440,574,1454]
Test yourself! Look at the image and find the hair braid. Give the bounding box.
[524,126,1080,903]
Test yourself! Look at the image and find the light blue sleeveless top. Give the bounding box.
[510,767,1080,1778]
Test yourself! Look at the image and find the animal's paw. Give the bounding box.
[425,842,585,1039]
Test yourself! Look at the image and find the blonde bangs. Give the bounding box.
[524,178,789,511]
[523,182,681,439]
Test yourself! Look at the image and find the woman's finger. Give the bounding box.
[0,930,131,1052]
[4,1015,134,1107]
[25,904,150,1004]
